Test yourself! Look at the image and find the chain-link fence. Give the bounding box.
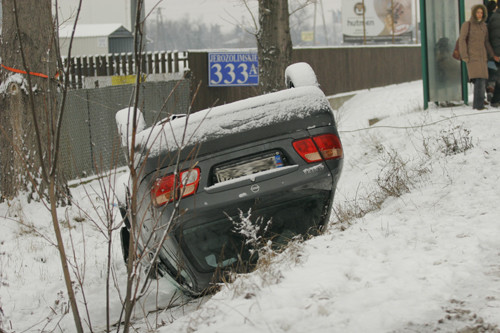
[60,79,190,180]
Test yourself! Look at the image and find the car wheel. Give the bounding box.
[285,62,319,88]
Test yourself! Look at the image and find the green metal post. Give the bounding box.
[420,0,429,109]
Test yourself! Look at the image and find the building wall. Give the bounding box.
[60,36,110,57]
[109,37,134,54]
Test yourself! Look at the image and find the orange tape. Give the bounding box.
[1,64,59,79]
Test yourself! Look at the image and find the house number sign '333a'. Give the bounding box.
[208,52,259,87]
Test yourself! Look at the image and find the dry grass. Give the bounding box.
[332,123,473,230]
[333,145,430,230]
[438,124,474,156]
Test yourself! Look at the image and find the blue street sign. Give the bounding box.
[208,52,259,87]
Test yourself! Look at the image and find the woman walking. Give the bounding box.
[459,4,499,110]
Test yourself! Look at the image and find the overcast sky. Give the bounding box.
[57,0,340,33]
[147,0,340,30]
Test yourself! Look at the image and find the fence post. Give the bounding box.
[107,54,114,76]
[114,54,121,75]
[174,51,179,73]
[121,53,127,75]
[127,53,133,75]
[76,57,83,89]
[82,56,88,77]
[154,52,160,74]
[160,51,166,73]
[89,56,95,77]
[97,55,107,76]
[141,53,147,74]
[147,52,153,74]
[70,57,76,89]
[63,57,68,86]
[167,51,173,73]
[182,51,188,69]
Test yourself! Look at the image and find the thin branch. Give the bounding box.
[289,0,315,16]
[51,0,83,178]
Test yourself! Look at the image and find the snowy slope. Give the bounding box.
[155,81,500,332]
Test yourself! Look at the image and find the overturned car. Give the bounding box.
[116,63,343,295]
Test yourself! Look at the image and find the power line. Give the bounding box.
[338,109,500,133]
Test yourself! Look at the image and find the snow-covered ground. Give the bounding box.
[1,80,500,332]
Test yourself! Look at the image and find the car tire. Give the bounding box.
[285,62,319,88]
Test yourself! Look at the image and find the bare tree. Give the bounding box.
[0,1,85,332]
[256,0,293,93]
[239,0,313,93]
[0,0,69,204]
[120,1,149,331]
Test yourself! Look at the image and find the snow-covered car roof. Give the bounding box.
[126,85,332,160]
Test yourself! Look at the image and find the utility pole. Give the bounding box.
[362,0,367,44]
[414,0,419,43]
[391,0,395,43]
[312,0,329,45]
[313,0,317,45]
[156,7,165,50]
[130,0,146,48]
[319,0,329,45]
[131,0,138,33]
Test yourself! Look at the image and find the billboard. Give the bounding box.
[341,0,414,43]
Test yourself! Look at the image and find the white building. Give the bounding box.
[59,23,134,57]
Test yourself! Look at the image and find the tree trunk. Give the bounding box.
[0,0,69,204]
[257,0,293,94]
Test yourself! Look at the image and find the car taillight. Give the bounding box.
[151,167,200,207]
[293,134,343,163]
[180,168,200,198]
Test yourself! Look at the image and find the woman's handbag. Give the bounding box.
[453,22,470,61]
